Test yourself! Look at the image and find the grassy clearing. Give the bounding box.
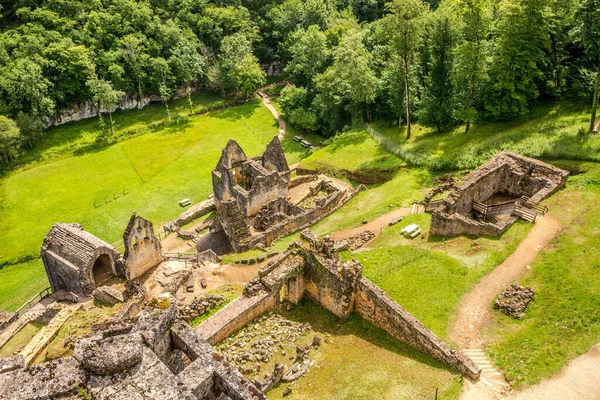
[189,283,243,328]
[300,128,407,183]
[263,300,461,400]
[372,101,600,170]
[486,164,600,389]
[14,93,230,169]
[339,213,531,341]
[0,259,49,312]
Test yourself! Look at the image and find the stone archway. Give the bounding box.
[92,253,114,287]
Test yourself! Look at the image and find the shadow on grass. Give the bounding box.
[213,100,261,122]
[279,298,455,372]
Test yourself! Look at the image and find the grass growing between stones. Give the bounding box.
[265,300,461,400]
[35,303,119,363]
[0,322,43,358]
[189,283,243,328]
[485,164,600,389]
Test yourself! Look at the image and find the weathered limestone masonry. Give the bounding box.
[123,213,163,280]
[430,152,569,237]
[163,198,216,233]
[41,223,125,295]
[195,230,481,380]
[0,294,265,400]
[42,86,193,128]
[41,212,163,296]
[211,137,364,253]
[212,137,290,218]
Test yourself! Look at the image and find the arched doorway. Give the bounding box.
[92,254,114,287]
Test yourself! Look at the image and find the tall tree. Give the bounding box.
[170,38,205,115]
[576,0,600,131]
[87,75,125,137]
[285,25,331,87]
[485,0,550,120]
[0,116,20,165]
[449,0,490,132]
[118,34,149,109]
[315,29,378,124]
[419,9,456,133]
[218,33,266,98]
[378,0,430,139]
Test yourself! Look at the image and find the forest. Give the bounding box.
[0,0,598,165]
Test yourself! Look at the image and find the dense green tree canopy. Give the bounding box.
[0,0,596,153]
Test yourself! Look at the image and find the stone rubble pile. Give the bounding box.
[217,312,320,381]
[178,294,225,321]
[333,231,376,252]
[494,283,534,319]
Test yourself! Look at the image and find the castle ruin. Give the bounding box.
[428,152,569,237]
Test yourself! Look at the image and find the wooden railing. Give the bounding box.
[14,287,53,316]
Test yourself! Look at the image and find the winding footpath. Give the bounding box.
[258,90,286,140]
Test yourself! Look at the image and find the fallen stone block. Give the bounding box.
[75,333,143,375]
[93,286,125,305]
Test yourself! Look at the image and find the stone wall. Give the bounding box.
[197,234,481,380]
[430,212,517,237]
[303,251,361,319]
[431,152,569,237]
[163,198,216,233]
[195,291,279,346]
[123,214,163,280]
[354,278,480,379]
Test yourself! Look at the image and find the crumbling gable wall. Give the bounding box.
[212,136,290,218]
[123,213,163,279]
[41,223,124,295]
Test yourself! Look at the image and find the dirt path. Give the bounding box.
[449,215,562,349]
[258,91,286,140]
[506,342,600,400]
[330,207,413,243]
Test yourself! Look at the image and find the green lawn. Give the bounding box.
[371,100,600,170]
[300,128,407,183]
[486,163,600,389]
[265,300,461,400]
[0,259,49,312]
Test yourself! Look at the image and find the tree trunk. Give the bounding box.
[187,85,193,115]
[109,110,114,136]
[165,102,171,121]
[465,120,470,133]
[590,59,600,132]
[138,80,143,110]
[403,57,411,140]
[552,35,560,91]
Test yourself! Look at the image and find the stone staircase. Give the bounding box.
[463,348,510,396]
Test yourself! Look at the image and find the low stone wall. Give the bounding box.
[195,291,278,346]
[163,198,215,233]
[354,278,480,379]
[289,174,318,188]
[430,212,516,237]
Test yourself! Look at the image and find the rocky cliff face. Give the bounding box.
[43,86,190,128]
